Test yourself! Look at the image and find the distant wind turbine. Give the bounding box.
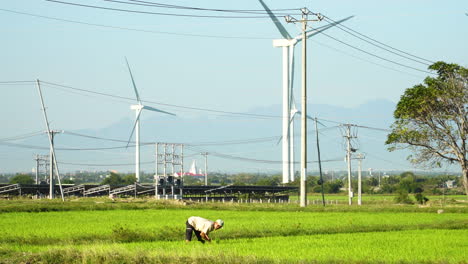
[125,58,176,183]
[258,0,353,183]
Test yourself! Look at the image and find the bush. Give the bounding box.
[394,190,413,204]
[414,193,429,205]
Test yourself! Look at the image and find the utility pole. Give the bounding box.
[34,155,40,184]
[285,8,322,207]
[343,124,356,205]
[36,79,64,201]
[356,153,365,206]
[201,152,208,185]
[315,118,325,206]
[379,171,381,187]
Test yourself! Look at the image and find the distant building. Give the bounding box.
[445,180,456,189]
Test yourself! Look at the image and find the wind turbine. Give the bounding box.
[125,58,176,183]
[258,0,353,183]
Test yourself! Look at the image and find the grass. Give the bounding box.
[1,229,467,263]
[0,196,467,263]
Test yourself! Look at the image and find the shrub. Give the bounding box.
[394,190,413,204]
[414,193,429,205]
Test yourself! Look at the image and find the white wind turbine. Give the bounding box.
[258,0,353,183]
[125,58,176,183]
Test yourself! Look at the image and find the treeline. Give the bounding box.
[1,171,463,198]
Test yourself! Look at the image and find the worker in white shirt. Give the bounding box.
[185,216,224,243]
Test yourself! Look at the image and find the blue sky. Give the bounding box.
[0,0,467,174]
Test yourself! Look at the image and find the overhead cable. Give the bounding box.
[60,160,153,166]
[309,26,434,74]
[102,0,298,14]
[322,17,432,66]
[40,80,281,119]
[46,0,298,19]
[0,131,45,142]
[310,39,425,79]
[0,8,272,40]
[323,15,435,65]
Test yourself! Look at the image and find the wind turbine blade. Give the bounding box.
[278,111,297,145]
[316,119,327,127]
[295,110,316,121]
[126,109,142,148]
[276,135,282,145]
[142,105,176,116]
[289,45,296,107]
[296,15,354,43]
[258,0,292,39]
[125,57,141,103]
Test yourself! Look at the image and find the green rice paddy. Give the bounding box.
[0,197,467,263]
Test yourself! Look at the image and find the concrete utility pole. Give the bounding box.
[285,8,323,208]
[346,126,352,205]
[44,131,61,199]
[356,153,365,206]
[34,155,40,184]
[36,79,64,201]
[343,124,356,206]
[201,152,208,185]
[315,118,325,206]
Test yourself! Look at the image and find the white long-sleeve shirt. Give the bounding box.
[188,216,215,235]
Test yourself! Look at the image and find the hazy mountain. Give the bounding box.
[3,99,423,174]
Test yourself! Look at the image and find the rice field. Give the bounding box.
[0,198,467,263]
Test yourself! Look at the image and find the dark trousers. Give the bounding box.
[185,221,205,243]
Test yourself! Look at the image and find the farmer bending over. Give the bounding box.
[185,216,224,243]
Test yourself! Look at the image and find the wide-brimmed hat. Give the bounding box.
[215,219,224,227]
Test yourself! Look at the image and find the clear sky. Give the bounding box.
[0,0,467,175]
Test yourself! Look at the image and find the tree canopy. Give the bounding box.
[386,61,468,197]
[9,174,34,184]
[101,172,136,186]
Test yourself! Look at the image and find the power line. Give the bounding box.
[322,15,435,65]
[46,0,298,19]
[321,16,432,66]
[0,80,35,84]
[312,29,434,75]
[0,141,138,151]
[185,145,342,165]
[1,80,392,136]
[59,160,153,166]
[0,131,45,142]
[0,8,272,40]
[0,9,435,78]
[102,0,299,14]
[310,39,425,79]
[39,80,282,119]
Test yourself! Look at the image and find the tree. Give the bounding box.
[9,174,34,184]
[323,180,343,193]
[101,172,124,186]
[122,174,136,185]
[386,62,468,197]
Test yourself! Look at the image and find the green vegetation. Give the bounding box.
[0,197,467,263]
[8,174,34,184]
[386,61,468,197]
[100,172,136,186]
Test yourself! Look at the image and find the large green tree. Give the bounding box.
[386,62,468,197]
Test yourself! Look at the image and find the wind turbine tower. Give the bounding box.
[258,0,353,183]
[125,58,176,183]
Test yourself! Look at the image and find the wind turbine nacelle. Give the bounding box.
[130,104,143,110]
[273,39,295,47]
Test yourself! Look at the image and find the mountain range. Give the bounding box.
[2,99,426,175]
